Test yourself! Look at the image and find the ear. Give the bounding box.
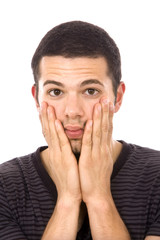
[114,82,125,113]
[31,84,39,109]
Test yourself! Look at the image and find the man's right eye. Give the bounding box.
[48,89,63,97]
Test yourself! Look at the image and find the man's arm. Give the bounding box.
[41,198,80,240]
[79,98,131,240]
[86,194,130,240]
[39,102,82,240]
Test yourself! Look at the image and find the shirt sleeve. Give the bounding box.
[0,176,27,240]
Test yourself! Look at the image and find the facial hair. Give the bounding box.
[62,121,87,163]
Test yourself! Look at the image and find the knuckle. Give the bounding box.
[84,138,92,146]
[42,128,47,137]
[101,147,107,156]
[103,106,109,113]
[50,134,56,142]
[60,139,69,148]
[102,123,108,132]
[109,122,113,133]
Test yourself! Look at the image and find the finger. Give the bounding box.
[55,119,73,155]
[81,120,93,158]
[38,107,42,125]
[47,106,60,150]
[107,102,114,144]
[40,101,50,140]
[101,98,109,146]
[92,103,102,152]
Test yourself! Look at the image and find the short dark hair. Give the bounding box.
[31,21,121,97]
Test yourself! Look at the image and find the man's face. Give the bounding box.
[36,56,117,154]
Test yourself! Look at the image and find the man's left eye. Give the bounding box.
[85,88,99,95]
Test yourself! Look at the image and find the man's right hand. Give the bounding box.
[39,101,82,203]
[39,102,82,240]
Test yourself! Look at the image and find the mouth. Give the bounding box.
[64,126,84,139]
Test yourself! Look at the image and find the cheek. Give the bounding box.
[85,102,95,119]
[53,105,64,119]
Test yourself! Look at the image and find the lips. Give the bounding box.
[64,126,84,139]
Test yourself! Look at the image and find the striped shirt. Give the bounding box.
[0,141,160,239]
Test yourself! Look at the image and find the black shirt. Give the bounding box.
[0,141,160,239]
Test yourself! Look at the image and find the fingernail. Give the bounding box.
[109,103,115,112]
[102,99,108,105]
[41,102,48,110]
[55,120,60,129]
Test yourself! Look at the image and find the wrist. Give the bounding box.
[42,195,81,240]
[57,196,82,209]
[85,193,114,211]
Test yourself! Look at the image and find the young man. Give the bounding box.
[0,21,160,240]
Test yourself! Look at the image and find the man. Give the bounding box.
[0,21,160,240]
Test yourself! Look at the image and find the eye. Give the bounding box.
[85,88,99,96]
[48,89,63,97]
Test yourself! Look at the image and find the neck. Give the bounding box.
[111,140,123,164]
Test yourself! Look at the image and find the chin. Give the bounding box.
[70,139,82,154]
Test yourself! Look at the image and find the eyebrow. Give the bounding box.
[43,79,104,88]
[43,80,64,87]
[80,79,104,87]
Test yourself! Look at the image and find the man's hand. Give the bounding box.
[79,98,114,203]
[79,98,130,239]
[39,102,81,202]
[39,102,82,240]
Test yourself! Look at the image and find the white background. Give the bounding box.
[0,0,160,163]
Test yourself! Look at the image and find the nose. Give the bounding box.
[64,94,84,119]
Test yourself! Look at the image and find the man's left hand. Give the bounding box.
[79,98,114,204]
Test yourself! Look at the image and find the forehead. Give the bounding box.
[39,56,110,80]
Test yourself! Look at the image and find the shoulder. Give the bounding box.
[123,142,160,184]
[0,149,43,208]
[130,143,160,166]
[132,143,160,155]
[0,150,40,195]
[0,152,34,178]
[115,141,160,176]
[116,141,160,184]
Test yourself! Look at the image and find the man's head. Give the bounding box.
[31,21,122,100]
[31,21,125,154]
